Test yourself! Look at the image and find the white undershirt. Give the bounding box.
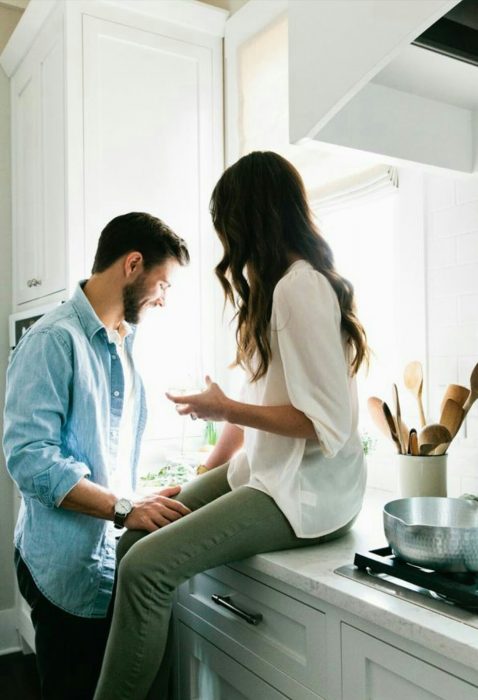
[107,324,135,499]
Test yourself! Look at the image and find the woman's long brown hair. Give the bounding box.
[210,151,369,380]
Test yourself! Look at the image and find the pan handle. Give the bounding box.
[460,493,478,503]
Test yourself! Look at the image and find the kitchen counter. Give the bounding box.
[228,487,478,671]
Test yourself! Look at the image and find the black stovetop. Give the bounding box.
[334,547,478,623]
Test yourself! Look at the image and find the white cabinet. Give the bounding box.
[176,566,326,700]
[177,563,478,700]
[177,566,326,697]
[341,624,478,700]
[3,0,224,315]
[177,623,290,700]
[11,7,66,306]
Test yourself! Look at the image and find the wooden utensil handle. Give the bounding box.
[418,398,426,428]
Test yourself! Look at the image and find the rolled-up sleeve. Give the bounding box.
[273,269,352,457]
[3,328,91,508]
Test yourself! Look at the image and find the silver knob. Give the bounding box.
[30,278,42,287]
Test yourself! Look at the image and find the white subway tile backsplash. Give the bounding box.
[460,475,478,495]
[458,357,478,385]
[428,324,459,356]
[458,294,478,324]
[455,324,478,356]
[455,176,478,205]
[428,324,478,358]
[428,263,478,297]
[431,201,478,238]
[428,355,458,385]
[428,295,457,326]
[427,236,456,268]
[463,415,478,447]
[426,175,455,211]
[456,231,478,264]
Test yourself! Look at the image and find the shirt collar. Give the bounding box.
[71,281,135,344]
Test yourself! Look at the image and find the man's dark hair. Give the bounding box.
[92,212,190,273]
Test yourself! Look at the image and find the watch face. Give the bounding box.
[116,498,133,516]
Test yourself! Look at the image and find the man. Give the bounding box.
[3,212,191,700]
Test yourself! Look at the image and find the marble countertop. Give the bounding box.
[228,488,478,671]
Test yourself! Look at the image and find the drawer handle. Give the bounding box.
[27,278,42,287]
[211,594,263,626]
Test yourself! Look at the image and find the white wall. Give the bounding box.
[0,2,24,653]
[366,168,478,498]
[425,172,478,497]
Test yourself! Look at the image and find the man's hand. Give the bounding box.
[125,485,191,532]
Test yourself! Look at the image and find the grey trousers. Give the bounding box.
[93,464,353,700]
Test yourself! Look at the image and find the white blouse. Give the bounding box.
[227,260,366,538]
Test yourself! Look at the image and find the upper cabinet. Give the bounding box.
[2,0,225,310]
[11,7,66,305]
[288,0,478,174]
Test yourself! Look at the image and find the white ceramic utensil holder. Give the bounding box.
[397,454,447,498]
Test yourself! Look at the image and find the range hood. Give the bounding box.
[413,0,478,67]
[288,0,478,174]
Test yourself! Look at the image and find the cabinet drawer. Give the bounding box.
[342,624,478,700]
[177,566,326,695]
[177,622,290,699]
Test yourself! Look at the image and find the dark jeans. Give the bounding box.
[14,549,111,700]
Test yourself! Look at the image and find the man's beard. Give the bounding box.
[123,275,147,324]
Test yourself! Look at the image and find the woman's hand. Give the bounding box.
[166,376,231,422]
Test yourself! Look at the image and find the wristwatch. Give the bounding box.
[196,464,209,475]
[114,498,134,529]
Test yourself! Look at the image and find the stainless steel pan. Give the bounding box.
[383,496,478,572]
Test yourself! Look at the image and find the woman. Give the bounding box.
[93,151,368,700]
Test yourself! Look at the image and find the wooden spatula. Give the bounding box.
[462,363,478,418]
[392,383,407,454]
[418,424,451,456]
[440,384,470,414]
[383,401,403,454]
[404,361,426,428]
[439,398,464,439]
[367,397,401,453]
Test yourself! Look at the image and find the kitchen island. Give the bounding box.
[175,488,478,699]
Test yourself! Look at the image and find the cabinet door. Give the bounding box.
[82,14,223,423]
[177,622,290,700]
[342,624,478,700]
[11,10,66,306]
[178,566,326,695]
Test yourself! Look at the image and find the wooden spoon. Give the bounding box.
[431,442,450,456]
[408,428,419,456]
[439,398,464,439]
[462,363,478,418]
[404,361,426,428]
[392,383,407,454]
[440,384,470,414]
[367,397,401,453]
[418,424,451,456]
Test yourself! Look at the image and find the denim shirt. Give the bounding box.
[3,283,147,617]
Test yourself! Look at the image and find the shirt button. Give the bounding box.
[111,354,117,360]
[113,390,120,397]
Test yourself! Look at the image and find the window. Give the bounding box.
[133,257,216,458]
[316,191,398,457]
